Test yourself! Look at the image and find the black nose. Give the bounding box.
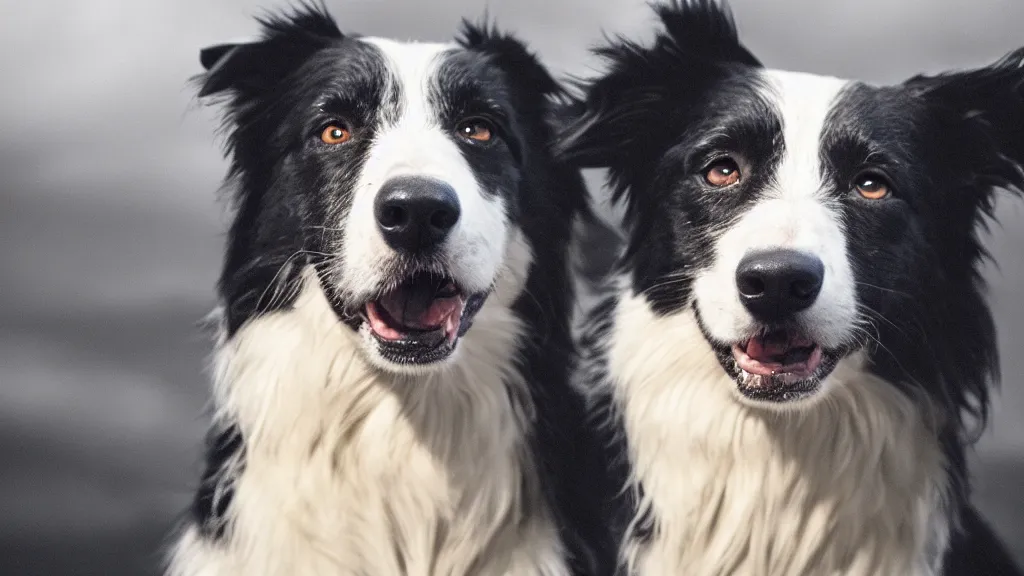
[374,176,461,253]
[735,249,825,322]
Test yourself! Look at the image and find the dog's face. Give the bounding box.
[564,1,1024,409]
[198,9,560,373]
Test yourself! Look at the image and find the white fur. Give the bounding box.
[605,288,949,576]
[168,228,572,576]
[339,38,509,306]
[693,70,859,359]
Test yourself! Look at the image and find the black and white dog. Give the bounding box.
[169,5,606,575]
[561,1,1024,574]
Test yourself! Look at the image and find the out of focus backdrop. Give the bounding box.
[1,1,1022,574]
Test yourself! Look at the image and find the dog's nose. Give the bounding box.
[735,249,825,322]
[374,176,461,253]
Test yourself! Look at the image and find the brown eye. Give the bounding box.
[855,172,891,200]
[320,124,351,145]
[456,119,494,143]
[704,158,741,187]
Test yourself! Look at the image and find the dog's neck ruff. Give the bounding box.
[607,289,950,576]
[169,268,570,576]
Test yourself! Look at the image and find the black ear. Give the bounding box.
[457,20,563,100]
[654,0,759,68]
[197,41,267,97]
[906,48,1024,197]
[200,43,240,71]
[556,0,758,171]
[196,2,343,98]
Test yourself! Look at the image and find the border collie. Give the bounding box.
[560,1,1024,574]
[168,5,606,575]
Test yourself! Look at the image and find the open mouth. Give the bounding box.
[730,329,828,402]
[362,271,487,365]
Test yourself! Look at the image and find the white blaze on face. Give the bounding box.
[692,70,859,350]
[338,38,510,303]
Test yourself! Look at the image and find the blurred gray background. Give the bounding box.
[1,0,1022,574]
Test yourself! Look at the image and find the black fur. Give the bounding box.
[186,4,608,573]
[573,294,652,563]
[562,1,1024,572]
[191,422,242,540]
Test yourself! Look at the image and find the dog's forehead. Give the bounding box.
[760,69,851,152]
[358,37,456,86]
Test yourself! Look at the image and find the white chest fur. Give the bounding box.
[168,275,568,576]
[605,292,949,576]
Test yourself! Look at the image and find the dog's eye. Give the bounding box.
[854,172,891,200]
[456,118,494,143]
[320,124,351,145]
[704,158,741,187]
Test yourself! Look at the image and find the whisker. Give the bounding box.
[639,273,696,299]
[855,304,913,341]
[854,281,913,298]
[252,249,336,312]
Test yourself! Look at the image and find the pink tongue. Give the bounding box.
[380,293,462,330]
[746,334,790,360]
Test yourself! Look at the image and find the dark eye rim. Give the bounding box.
[454,116,499,145]
[851,169,895,199]
[701,156,743,187]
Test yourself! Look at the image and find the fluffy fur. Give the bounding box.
[561,1,1024,574]
[170,4,606,574]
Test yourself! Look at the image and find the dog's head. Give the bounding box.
[199,5,562,373]
[562,0,1024,414]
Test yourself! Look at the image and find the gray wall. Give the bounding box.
[1,1,1021,573]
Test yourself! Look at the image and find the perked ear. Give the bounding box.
[196,2,343,98]
[555,0,758,171]
[906,48,1024,196]
[457,19,562,100]
[197,41,269,97]
[200,43,241,71]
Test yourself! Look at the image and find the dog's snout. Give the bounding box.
[374,176,461,253]
[736,249,825,321]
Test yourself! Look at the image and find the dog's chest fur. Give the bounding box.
[604,292,949,576]
[169,274,568,576]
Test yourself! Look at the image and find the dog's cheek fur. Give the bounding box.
[627,180,694,314]
[194,14,356,336]
[836,50,1024,438]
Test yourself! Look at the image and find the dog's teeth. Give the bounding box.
[445,313,458,342]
